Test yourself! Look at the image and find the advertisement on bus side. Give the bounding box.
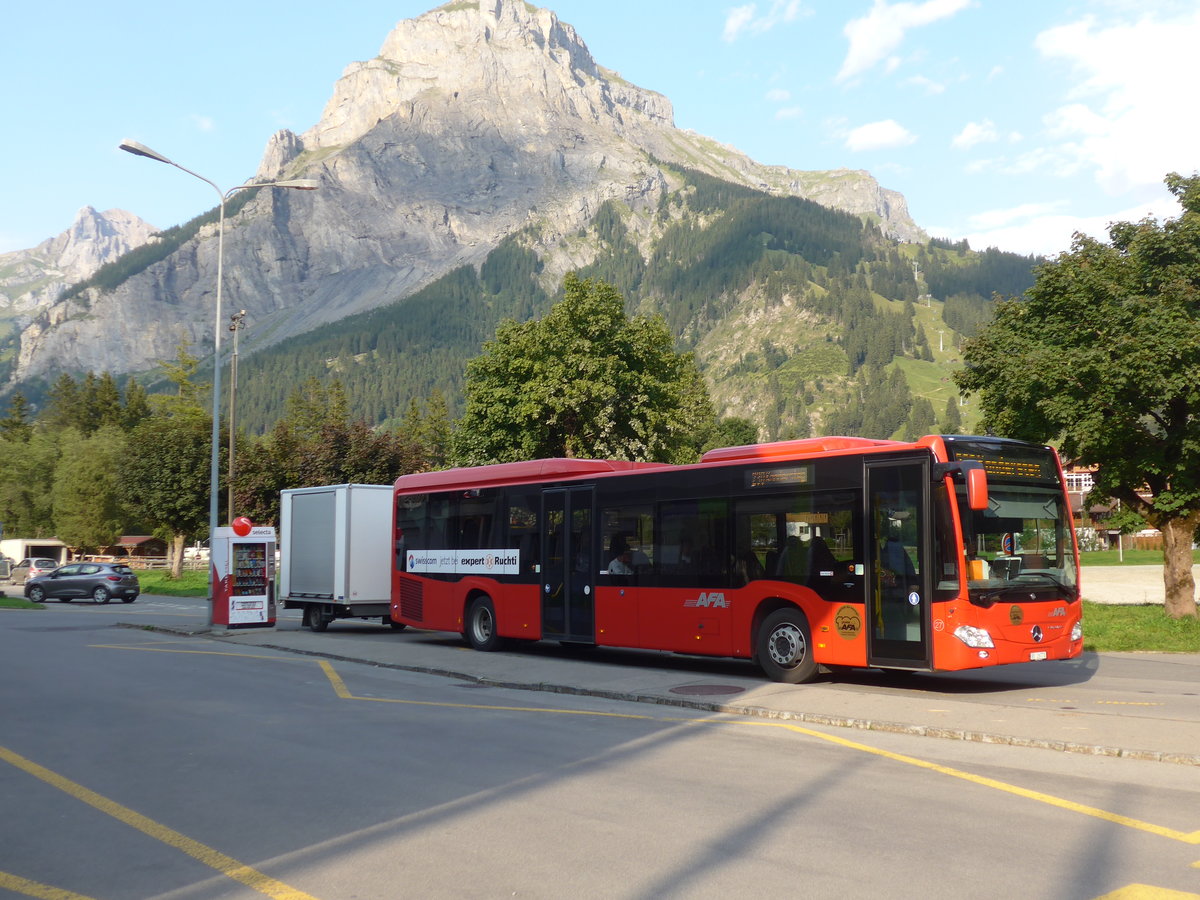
[406,549,520,576]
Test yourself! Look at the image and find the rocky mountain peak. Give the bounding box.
[39,206,158,276]
[0,207,156,315]
[259,0,672,179]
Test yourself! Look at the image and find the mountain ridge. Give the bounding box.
[5,0,935,424]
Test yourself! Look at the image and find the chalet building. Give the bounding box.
[1062,465,1163,551]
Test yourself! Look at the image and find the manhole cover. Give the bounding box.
[669,684,745,696]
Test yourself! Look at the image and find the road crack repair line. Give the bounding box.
[317,661,1200,848]
[1026,698,1165,707]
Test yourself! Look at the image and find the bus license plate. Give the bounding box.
[1029,651,1048,661]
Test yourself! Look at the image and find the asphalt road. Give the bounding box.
[1,597,1197,899]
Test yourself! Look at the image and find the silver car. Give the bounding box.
[8,558,59,585]
[24,562,140,604]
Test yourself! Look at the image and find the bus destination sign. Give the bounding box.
[952,447,1056,482]
[747,464,814,489]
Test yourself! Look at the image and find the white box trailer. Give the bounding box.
[279,484,400,632]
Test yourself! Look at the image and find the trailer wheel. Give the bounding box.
[307,605,330,633]
[755,608,818,684]
[385,617,407,631]
[465,596,501,651]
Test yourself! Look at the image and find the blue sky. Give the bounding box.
[3,0,1195,257]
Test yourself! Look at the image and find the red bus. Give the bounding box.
[390,434,1083,682]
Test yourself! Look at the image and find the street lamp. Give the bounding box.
[228,309,247,520]
[119,139,317,625]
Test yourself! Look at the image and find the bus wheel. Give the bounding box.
[466,596,501,651]
[307,605,330,633]
[386,617,407,631]
[756,609,818,684]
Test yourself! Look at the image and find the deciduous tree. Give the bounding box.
[122,409,215,578]
[956,173,1200,619]
[454,274,715,465]
[52,426,126,554]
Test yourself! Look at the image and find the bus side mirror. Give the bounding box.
[966,465,988,510]
[932,460,988,510]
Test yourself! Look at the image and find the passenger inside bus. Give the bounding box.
[607,536,634,584]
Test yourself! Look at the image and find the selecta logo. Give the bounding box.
[684,592,729,608]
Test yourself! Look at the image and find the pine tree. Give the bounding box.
[942,397,963,435]
[0,393,33,442]
[44,373,83,430]
[123,379,152,428]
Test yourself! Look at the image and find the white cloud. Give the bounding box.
[964,157,997,175]
[950,194,1183,257]
[723,1,806,42]
[1034,11,1200,194]
[837,0,973,82]
[765,88,792,102]
[905,74,946,94]
[845,119,917,151]
[190,114,215,133]
[951,119,998,150]
[966,202,1065,230]
[723,4,757,41]
[775,106,804,120]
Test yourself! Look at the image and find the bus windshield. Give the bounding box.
[957,482,1078,602]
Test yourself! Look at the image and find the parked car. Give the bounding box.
[24,562,139,604]
[8,558,59,585]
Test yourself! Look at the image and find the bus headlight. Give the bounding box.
[1071,620,1082,641]
[953,625,995,649]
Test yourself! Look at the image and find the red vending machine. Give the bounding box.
[212,523,277,628]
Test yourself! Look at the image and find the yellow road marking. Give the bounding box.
[0,871,96,899]
[721,719,1200,844]
[1096,701,1165,707]
[90,642,304,663]
[1093,885,1200,898]
[0,746,317,900]
[317,661,654,719]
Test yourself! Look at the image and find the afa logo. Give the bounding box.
[834,605,862,639]
[684,592,729,609]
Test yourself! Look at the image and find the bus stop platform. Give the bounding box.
[191,615,1200,768]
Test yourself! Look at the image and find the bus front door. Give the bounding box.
[542,487,595,643]
[866,460,931,668]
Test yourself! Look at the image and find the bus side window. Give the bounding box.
[506,491,540,576]
[395,494,428,572]
[661,499,729,587]
[601,505,653,585]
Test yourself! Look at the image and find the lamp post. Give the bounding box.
[228,309,247,520]
[118,139,317,625]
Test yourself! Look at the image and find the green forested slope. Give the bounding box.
[23,164,1040,442]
